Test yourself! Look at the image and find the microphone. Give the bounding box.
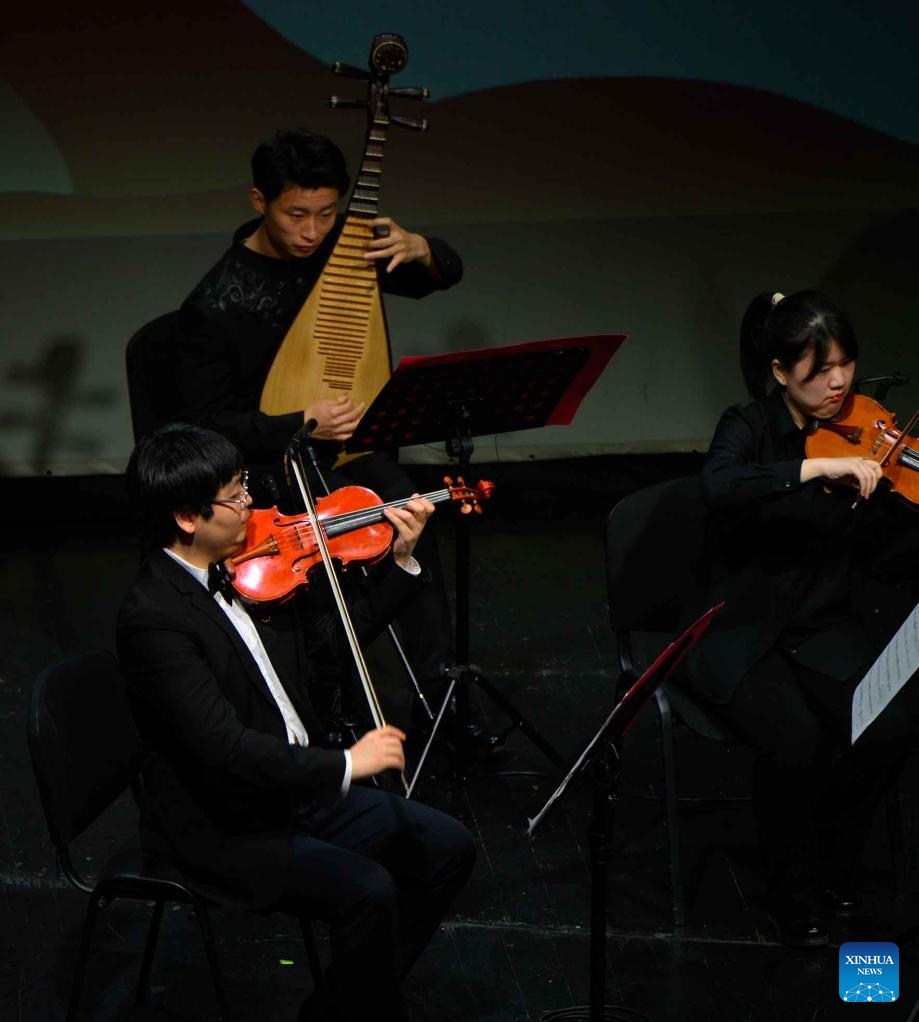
[289,417,319,449]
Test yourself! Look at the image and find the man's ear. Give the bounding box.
[771,358,788,388]
[249,187,266,216]
[174,506,199,537]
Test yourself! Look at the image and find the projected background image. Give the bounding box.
[2,1,917,474]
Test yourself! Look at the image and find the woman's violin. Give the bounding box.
[222,477,494,604]
[805,392,919,507]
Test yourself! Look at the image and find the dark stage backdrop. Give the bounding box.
[2,1,917,474]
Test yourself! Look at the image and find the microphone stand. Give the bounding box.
[526,607,723,1022]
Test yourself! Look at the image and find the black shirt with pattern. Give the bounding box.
[177,217,463,461]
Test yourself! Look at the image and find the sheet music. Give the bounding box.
[852,599,919,744]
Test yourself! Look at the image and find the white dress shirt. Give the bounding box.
[163,547,352,794]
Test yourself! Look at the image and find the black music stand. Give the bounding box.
[527,603,724,1022]
[346,334,625,782]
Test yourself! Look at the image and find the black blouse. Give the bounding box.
[683,387,918,702]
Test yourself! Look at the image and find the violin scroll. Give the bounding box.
[445,476,495,515]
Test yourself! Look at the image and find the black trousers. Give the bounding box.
[279,785,475,1021]
[723,647,919,903]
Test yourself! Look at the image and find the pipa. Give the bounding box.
[260,33,429,427]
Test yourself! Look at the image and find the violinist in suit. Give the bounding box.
[117,423,475,1021]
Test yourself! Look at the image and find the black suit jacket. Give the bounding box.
[117,549,422,907]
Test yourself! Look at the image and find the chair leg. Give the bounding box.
[191,898,230,1022]
[136,899,165,1003]
[67,891,103,1022]
[886,785,908,891]
[299,916,325,991]
[655,688,685,930]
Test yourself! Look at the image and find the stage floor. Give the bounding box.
[3,458,918,1021]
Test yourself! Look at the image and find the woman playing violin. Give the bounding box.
[741,290,883,498]
[682,290,919,947]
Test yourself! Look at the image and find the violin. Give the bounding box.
[223,477,494,604]
[805,392,919,507]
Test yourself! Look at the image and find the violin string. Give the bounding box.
[242,488,456,558]
[326,488,451,534]
[276,490,450,551]
[880,430,919,470]
[879,408,919,471]
[268,488,451,548]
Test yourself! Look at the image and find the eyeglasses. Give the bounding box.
[211,471,250,512]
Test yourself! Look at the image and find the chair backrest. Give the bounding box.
[125,311,183,441]
[27,650,140,852]
[606,476,739,741]
[605,476,707,635]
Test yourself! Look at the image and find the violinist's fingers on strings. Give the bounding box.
[385,502,432,565]
[402,494,435,522]
[384,506,421,539]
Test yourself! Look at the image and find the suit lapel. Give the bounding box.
[150,551,284,716]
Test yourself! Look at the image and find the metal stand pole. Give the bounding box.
[440,401,564,781]
[539,741,651,1022]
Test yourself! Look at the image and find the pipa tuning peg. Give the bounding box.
[331,61,370,80]
[389,86,430,101]
[390,115,428,132]
[329,96,370,111]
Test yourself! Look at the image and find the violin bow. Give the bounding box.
[285,438,407,794]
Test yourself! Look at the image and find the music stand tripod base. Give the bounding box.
[528,605,724,1022]
[346,335,626,783]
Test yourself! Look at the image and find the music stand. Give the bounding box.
[346,335,625,781]
[345,334,625,455]
[527,603,724,1022]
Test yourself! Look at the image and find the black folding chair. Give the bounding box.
[125,311,183,441]
[27,649,322,1020]
[605,476,736,929]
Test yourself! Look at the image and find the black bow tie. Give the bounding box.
[207,562,236,604]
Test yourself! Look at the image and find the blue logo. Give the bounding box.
[839,942,899,1002]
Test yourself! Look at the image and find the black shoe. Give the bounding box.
[769,901,830,948]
